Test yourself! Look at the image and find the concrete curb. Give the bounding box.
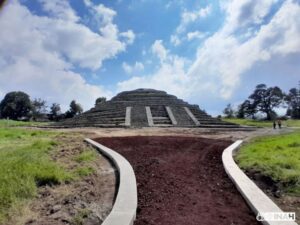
[85,138,137,225]
[222,140,298,225]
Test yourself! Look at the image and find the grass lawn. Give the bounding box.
[236,131,300,195]
[0,119,50,127]
[0,120,96,224]
[223,118,300,128]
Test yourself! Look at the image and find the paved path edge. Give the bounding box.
[85,138,137,225]
[222,140,298,225]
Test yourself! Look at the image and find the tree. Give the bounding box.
[237,100,257,119]
[236,102,246,119]
[285,87,300,119]
[249,84,284,120]
[95,97,106,106]
[223,104,234,118]
[32,98,47,120]
[65,100,83,118]
[49,103,61,121]
[0,91,32,120]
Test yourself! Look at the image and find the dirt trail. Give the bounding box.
[95,136,260,225]
[50,126,293,142]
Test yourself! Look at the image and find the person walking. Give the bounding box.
[277,119,282,129]
[273,120,276,129]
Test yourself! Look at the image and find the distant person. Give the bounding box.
[273,121,276,129]
[277,119,282,129]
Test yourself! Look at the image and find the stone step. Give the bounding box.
[153,117,169,120]
[198,124,240,128]
[153,116,172,125]
[86,114,125,119]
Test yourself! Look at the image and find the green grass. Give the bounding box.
[0,119,50,128]
[223,118,300,128]
[75,166,95,177]
[236,131,300,195]
[74,150,96,163]
[0,127,73,223]
[285,119,300,128]
[71,208,92,225]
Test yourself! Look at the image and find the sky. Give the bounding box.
[0,0,299,115]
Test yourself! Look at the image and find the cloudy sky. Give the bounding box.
[0,0,299,115]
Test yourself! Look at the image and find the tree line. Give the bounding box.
[0,91,87,121]
[223,83,300,120]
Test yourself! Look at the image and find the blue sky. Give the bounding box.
[0,0,299,115]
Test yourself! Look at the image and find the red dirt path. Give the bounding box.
[94,136,260,225]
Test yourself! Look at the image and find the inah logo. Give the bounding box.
[256,212,296,222]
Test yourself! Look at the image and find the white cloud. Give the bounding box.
[83,0,116,24]
[122,62,144,74]
[83,0,92,7]
[222,0,278,33]
[119,0,300,104]
[176,4,212,34]
[188,0,300,99]
[120,30,135,44]
[170,4,211,46]
[151,40,168,62]
[38,0,79,22]
[187,31,207,41]
[93,4,117,24]
[118,56,192,99]
[3,0,131,72]
[83,0,135,46]
[118,40,194,99]
[0,1,134,110]
[170,35,181,46]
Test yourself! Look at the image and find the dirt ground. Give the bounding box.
[27,126,297,224]
[54,126,292,142]
[18,133,116,225]
[94,136,260,225]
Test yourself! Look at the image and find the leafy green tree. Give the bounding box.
[223,104,234,118]
[95,97,106,106]
[236,102,246,119]
[65,100,83,118]
[285,87,300,119]
[32,98,47,120]
[237,100,257,119]
[249,84,284,120]
[49,103,61,121]
[0,91,32,120]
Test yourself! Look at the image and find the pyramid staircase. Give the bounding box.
[55,89,240,128]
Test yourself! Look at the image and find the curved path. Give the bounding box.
[85,138,137,225]
[94,136,260,225]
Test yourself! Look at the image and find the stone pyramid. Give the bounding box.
[57,89,239,128]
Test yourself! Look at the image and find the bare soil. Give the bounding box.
[20,133,116,225]
[53,126,293,142]
[28,126,297,224]
[94,136,260,225]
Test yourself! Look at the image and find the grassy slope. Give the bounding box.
[223,118,300,128]
[236,131,300,195]
[0,120,97,223]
